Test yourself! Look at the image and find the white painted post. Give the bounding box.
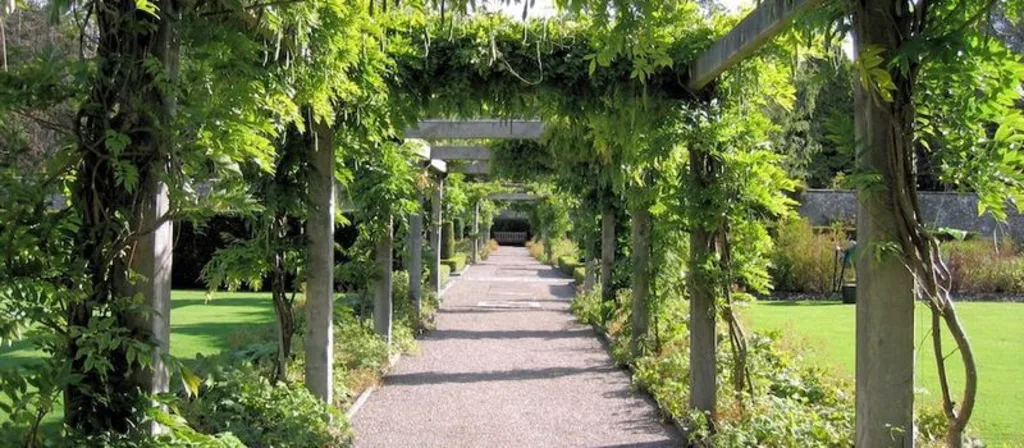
[429,178,444,292]
[408,211,423,318]
[853,3,916,443]
[471,202,480,264]
[304,119,334,403]
[373,217,394,344]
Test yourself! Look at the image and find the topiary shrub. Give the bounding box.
[442,253,468,273]
[182,364,352,447]
[441,221,455,259]
[573,266,586,284]
[557,255,580,276]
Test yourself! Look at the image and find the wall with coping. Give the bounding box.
[798,189,1024,240]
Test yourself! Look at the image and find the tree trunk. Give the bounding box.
[271,251,293,382]
[66,0,176,434]
[629,205,652,358]
[304,116,335,404]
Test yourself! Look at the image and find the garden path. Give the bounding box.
[352,246,680,447]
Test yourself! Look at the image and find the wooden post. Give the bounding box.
[304,118,334,403]
[630,206,652,357]
[471,202,480,264]
[853,1,916,443]
[688,149,717,420]
[429,177,444,292]
[374,217,394,343]
[600,203,616,303]
[408,211,423,319]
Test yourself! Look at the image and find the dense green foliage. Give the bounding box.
[0,0,1021,442]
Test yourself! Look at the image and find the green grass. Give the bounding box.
[0,290,275,435]
[1,290,275,363]
[743,300,1024,447]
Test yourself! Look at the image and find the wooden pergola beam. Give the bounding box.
[688,0,819,90]
[405,120,544,140]
[432,146,492,161]
[488,192,540,201]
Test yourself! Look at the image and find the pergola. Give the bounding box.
[130,0,914,442]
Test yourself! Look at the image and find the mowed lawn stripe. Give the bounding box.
[744,301,1024,447]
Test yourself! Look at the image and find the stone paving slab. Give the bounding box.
[352,247,681,447]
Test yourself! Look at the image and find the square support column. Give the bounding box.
[408,211,424,319]
[853,5,916,443]
[304,119,334,404]
[471,202,480,264]
[374,217,394,343]
[128,175,173,430]
[429,177,444,293]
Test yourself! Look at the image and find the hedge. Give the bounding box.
[441,221,455,259]
[557,256,580,275]
[442,253,468,273]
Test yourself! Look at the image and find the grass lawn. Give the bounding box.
[0,290,275,432]
[743,300,1024,447]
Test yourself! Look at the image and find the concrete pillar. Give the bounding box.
[853,4,916,443]
[630,206,652,358]
[408,212,423,318]
[600,204,616,303]
[688,225,717,418]
[304,119,334,403]
[471,202,480,264]
[429,178,444,292]
[373,217,393,344]
[128,176,172,416]
[688,149,717,419]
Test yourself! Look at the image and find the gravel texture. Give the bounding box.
[353,247,681,447]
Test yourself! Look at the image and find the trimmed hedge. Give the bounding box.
[557,256,580,275]
[442,253,468,273]
[573,266,586,284]
[441,221,455,259]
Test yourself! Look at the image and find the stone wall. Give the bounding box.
[798,189,1024,240]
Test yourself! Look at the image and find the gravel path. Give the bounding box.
[352,247,681,447]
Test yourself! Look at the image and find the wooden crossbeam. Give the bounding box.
[688,0,818,90]
[405,120,543,140]
[488,192,539,201]
[432,146,492,161]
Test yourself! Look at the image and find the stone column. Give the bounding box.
[630,206,652,358]
[853,3,916,444]
[373,217,394,343]
[128,175,172,423]
[600,204,616,303]
[429,177,444,292]
[304,119,334,403]
[471,202,480,264]
[408,211,423,319]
